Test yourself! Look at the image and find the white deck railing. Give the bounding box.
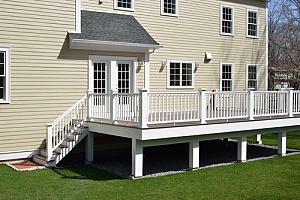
[46,95,87,161]
[85,88,300,128]
[46,88,300,160]
[148,92,199,124]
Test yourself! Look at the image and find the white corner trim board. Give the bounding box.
[0,149,38,161]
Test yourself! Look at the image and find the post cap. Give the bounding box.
[138,88,148,92]
[198,88,207,92]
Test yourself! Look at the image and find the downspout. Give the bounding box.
[265,0,269,91]
[144,48,156,91]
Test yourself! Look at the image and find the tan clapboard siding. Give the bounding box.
[0,0,86,153]
[0,0,266,154]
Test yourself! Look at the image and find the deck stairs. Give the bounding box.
[33,95,88,167]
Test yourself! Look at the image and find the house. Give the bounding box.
[1,0,299,178]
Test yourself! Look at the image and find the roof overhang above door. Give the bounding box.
[68,10,162,53]
[69,36,162,53]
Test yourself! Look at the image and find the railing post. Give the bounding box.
[86,90,93,121]
[46,124,53,162]
[110,89,117,124]
[198,88,207,124]
[287,88,294,117]
[248,88,254,120]
[139,89,148,128]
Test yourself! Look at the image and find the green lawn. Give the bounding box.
[1,131,299,199]
[247,131,300,149]
[0,154,300,199]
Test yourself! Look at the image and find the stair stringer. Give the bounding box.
[46,127,89,167]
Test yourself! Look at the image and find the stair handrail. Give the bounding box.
[51,95,87,126]
[46,95,87,161]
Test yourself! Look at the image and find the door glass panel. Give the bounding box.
[118,63,130,94]
[94,63,106,93]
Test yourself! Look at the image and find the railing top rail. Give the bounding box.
[51,94,87,126]
[148,92,198,95]
[253,91,288,94]
[206,91,248,95]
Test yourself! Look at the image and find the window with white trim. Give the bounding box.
[220,5,234,35]
[161,0,178,16]
[0,47,10,103]
[247,9,259,38]
[247,64,259,90]
[220,63,234,91]
[168,60,194,88]
[114,0,134,11]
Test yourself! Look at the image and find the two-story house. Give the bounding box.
[1,0,299,178]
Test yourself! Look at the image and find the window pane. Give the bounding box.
[117,0,132,8]
[0,64,4,76]
[164,0,176,14]
[0,52,4,63]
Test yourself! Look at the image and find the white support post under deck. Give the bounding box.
[85,132,94,165]
[278,131,287,156]
[237,136,247,162]
[254,134,262,144]
[132,139,143,178]
[189,140,200,169]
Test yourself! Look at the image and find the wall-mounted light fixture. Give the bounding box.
[195,62,200,69]
[161,59,167,68]
[205,52,212,60]
[138,59,145,68]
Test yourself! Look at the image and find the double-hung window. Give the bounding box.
[247,9,259,38]
[114,0,134,11]
[247,64,259,90]
[0,47,10,103]
[161,0,178,16]
[168,60,194,88]
[220,5,234,36]
[220,63,234,91]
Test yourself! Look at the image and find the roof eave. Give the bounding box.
[69,36,163,52]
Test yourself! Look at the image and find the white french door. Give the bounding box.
[89,56,136,119]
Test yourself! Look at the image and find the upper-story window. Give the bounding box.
[0,47,10,103]
[247,64,259,90]
[114,0,134,11]
[161,0,178,16]
[247,9,259,38]
[167,60,194,88]
[220,63,234,91]
[220,5,234,36]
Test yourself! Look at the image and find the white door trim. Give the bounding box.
[88,55,137,93]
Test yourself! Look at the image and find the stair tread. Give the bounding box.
[40,149,61,155]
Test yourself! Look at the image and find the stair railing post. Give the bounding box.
[248,88,254,120]
[287,88,294,117]
[86,90,93,121]
[110,89,118,124]
[46,124,53,162]
[139,89,148,128]
[198,88,207,124]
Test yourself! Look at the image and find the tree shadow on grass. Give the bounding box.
[51,166,124,181]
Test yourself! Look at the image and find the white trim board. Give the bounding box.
[0,149,38,161]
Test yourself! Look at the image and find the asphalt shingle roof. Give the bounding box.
[69,10,159,46]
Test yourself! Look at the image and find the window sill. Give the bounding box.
[246,35,259,39]
[160,13,179,17]
[114,7,135,12]
[0,100,10,104]
[220,33,235,37]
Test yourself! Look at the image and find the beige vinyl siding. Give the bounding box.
[0,0,144,153]
[0,0,266,154]
[82,0,266,92]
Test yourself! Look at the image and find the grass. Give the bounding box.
[1,154,300,199]
[1,131,299,199]
[247,131,300,149]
